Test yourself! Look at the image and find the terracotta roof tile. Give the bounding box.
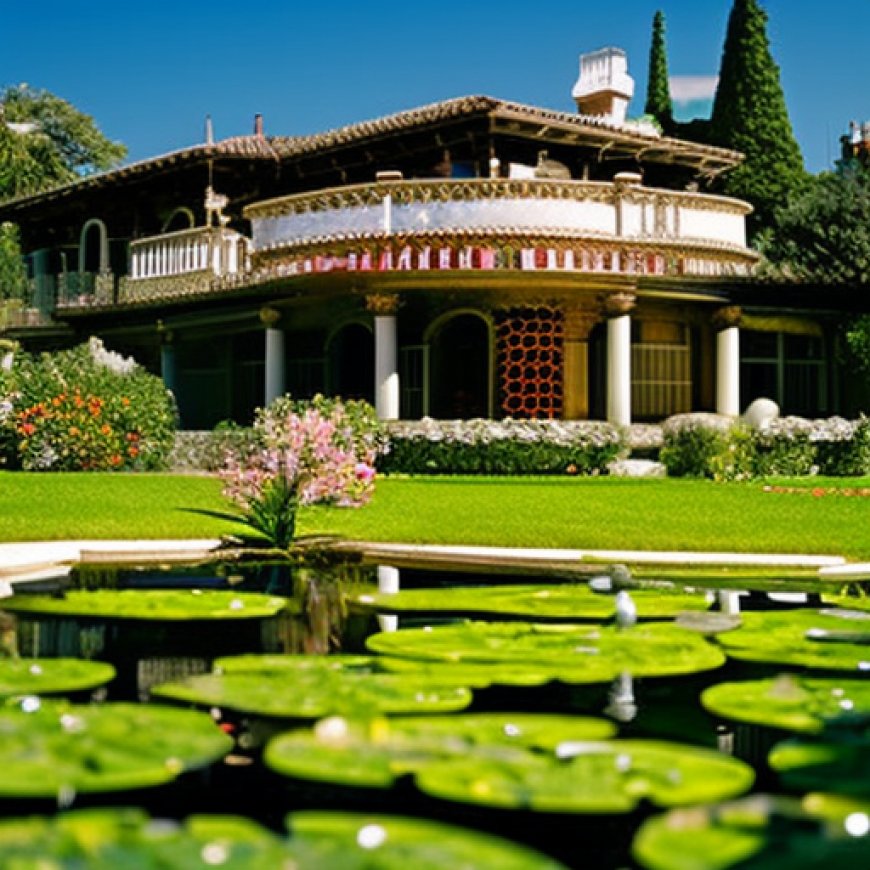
[0,95,742,214]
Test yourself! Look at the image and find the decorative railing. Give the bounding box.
[128,226,249,281]
[56,271,116,308]
[246,178,754,256]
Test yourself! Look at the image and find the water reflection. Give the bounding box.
[2,558,376,700]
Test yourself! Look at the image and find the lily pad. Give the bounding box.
[632,793,870,870]
[287,810,569,869]
[0,807,568,869]
[351,584,710,621]
[769,735,870,797]
[0,808,300,868]
[0,699,232,797]
[415,739,754,813]
[701,675,870,734]
[716,609,870,672]
[265,712,617,788]
[821,594,870,613]
[1,589,288,620]
[376,657,555,687]
[366,621,726,684]
[0,658,115,696]
[152,655,472,718]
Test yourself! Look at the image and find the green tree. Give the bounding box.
[0,86,125,301]
[710,0,806,234]
[759,163,870,373]
[0,222,27,301]
[758,165,870,285]
[645,10,674,133]
[1,85,126,187]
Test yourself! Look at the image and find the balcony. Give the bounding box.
[245,178,757,282]
[119,226,250,305]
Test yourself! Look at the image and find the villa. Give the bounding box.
[0,48,856,428]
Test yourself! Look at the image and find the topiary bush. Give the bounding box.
[0,338,177,471]
[378,418,624,475]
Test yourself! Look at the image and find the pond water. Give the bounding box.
[0,559,868,868]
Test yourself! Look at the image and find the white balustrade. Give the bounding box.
[128,227,249,282]
[247,179,752,256]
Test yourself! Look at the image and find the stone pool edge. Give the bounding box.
[1,539,865,591]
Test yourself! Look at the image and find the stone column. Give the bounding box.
[713,306,742,417]
[562,306,599,420]
[367,294,400,420]
[260,306,285,406]
[603,292,636,426]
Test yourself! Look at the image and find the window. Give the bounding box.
[740,330,827,417]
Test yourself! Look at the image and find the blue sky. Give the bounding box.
[2,0,867,174]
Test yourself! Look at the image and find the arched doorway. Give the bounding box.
[79,218,108,274]
[427,312,491,418]
[327,322,374,403]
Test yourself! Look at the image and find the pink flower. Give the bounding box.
[355,462,375,483]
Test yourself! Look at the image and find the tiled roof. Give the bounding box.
[0,95,742,213]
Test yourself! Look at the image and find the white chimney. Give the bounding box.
[572,47,635,125]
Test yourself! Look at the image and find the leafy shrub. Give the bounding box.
[378,418,624,475]
[751,418,816,477]
[815,415,870,476]
[169,423,261,473]
[0,338,176,470]
[662,414,817,481]
[660,414,733,478]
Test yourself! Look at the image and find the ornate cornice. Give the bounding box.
[254,230,759,267]
[259,306,282,327]
[712,305,743,330]
[245,178,754,221]
[364,293,400,315]
[602,292,637,318]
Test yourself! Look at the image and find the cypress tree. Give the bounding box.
[645,10,674,133]
[710,0,806,234]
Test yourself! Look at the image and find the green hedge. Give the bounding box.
[661,413,870,481]
[378,419,625,475]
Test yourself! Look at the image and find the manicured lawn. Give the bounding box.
[0,473,248,542]
[1,472,868,559]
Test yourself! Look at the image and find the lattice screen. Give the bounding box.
[495,307,564,419]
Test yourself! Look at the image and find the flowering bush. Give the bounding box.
[379,417,624,475]
[0,338,177,471]
[220,397,380,548]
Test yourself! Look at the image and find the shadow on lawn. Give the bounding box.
[178,507,246,524]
